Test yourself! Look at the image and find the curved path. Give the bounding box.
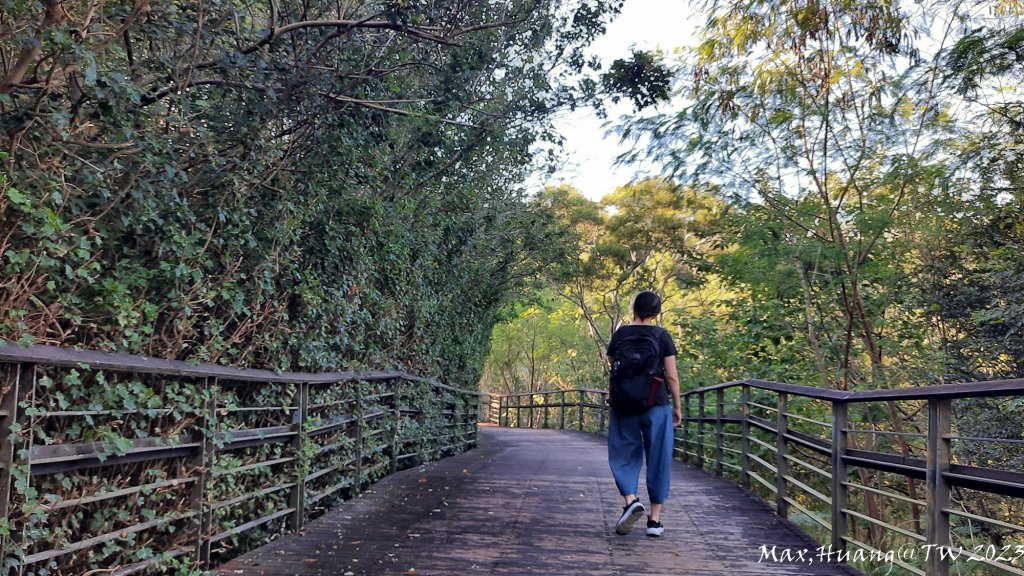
[217,426,860,575]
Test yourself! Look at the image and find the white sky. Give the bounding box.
[538,0,699,201]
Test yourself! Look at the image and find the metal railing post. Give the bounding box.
[740,385,750,490]
[682,394,690,464]
[775,393,789,518]
[529,393,536,428]
[0,362,24,525]
[193,377,216,567]
[926,397,952,576]
[354,383,364,493]
[697,392,705,470]
[543,392,550,429]
[391,381,401,473]
[715,388,724,477]
[578,391,584,431]
[415,385,426,462]
[560,391,566,429]
[1,361,29,568]
[288,381,309,531]
[831,400,848,555]
[470,394,480,446]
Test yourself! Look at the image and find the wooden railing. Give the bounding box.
[488,388,609,433]
[683,379,1024,576]
[492,379,1024,576]
[0,343,481,575]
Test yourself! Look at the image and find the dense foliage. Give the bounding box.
[0,0,625,388]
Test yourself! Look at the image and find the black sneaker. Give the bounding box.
[646,517,664,537]
[615,499,645,535]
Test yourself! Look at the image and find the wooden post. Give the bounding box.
[578,391,584,431]
[543,392,550,429]
[926,397,952,576]
[831,401,848,555]
[697,392,705,471]
[8,364,35,576]
[715,388,724,477]
[598,391,606,434]
[447,394,456,453]
[390,381,401,473]
[469,395,480,447]
[287,382,309,531]
[354,383,364,493]
[0,362,24,524]
[1,361,30,572]
[682,394,690,465]
[560,391,566,429]
[192,377,216,568]
[529,393,536,428]
[775,393,789,518]
[415,385,426,464]
[460,394,469,449]
[740,385,751,490]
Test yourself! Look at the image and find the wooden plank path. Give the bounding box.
[216,426,861,576]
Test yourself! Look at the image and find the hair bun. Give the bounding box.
[633,290,662,319]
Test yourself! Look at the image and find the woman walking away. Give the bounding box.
[606,290,682,537]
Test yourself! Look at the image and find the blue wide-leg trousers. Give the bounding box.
[607,403,674,504]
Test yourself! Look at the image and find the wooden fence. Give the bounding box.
[492,379,1024,576]
[488,388,609,433]
[0,343,481,575]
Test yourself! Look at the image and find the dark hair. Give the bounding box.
[633,291,662,320]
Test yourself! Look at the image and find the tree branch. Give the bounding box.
[140,79,268,106]
[0,0,63,95]
[240,17,459,56]
[319,91,479,128]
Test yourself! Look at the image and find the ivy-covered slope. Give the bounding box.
[0,1,617,387]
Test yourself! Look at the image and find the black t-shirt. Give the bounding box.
[606,324,677,408]
[607,324,678,361]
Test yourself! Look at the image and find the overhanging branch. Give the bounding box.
[319,92,479,128]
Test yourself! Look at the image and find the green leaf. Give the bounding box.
[4,187,30,209]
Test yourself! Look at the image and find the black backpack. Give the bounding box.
[609,330,665,414]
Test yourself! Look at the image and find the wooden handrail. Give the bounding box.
[0,342,481,394]
[496,387,607,398]
[691,377,1024,402]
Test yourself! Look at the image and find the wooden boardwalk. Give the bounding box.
[216,426,860,575]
